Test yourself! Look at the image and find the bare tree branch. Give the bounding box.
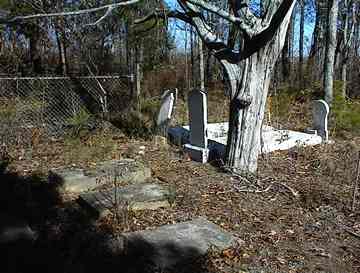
[186,0,261,38]
[86,6,115,26]
[0,0,141,25]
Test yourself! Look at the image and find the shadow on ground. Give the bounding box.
[0,160,211,273]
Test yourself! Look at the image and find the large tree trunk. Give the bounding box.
[340,1,356,98]
[54,20,67,75]
[199,36,205,91]
[324,0,339,105]
[29,27,42,74]
[309,0,326,82]
[224,5,294,173]
[341,0,349,97]
[299,0,305,88]
[281,22,291,81]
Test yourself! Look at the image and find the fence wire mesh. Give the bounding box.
[0,76,133,146]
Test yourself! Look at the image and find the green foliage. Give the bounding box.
[67,109,91,138]
[0,0,11,9]
[63,130,116,164]
[0,99,17,121]
[111,109,154,139]
[332,81,360,135]
[271,87,298,118]
[110,98,161,139]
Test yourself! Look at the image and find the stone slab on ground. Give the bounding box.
[49,159,151,193]
[78,183,171,217]
[0,212,37,244]
[117,217,235,269]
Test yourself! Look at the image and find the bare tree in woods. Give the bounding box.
[339,0,357,97]
[309,0,327,82]
[162,0,296,173]
[1,0,296,173]
[324,0,339,105]
[298,0,305,87]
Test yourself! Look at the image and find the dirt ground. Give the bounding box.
[1,123,360,273]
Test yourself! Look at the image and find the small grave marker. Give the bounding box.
[312,100,329,141]
[156,89,177,136]
[184,90,209,163]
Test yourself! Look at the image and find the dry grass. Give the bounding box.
[2,91,360,272]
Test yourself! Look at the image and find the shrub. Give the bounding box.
[332,81,360,135]
[67,108,92,137]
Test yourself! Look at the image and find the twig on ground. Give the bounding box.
[351,151,360,211]
[334,220,360,240]
[275,182,299,198]
[233,180,299,198]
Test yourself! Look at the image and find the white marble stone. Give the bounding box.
[156,90,175,128]
[184,144,209,163]
[169,122,323,161]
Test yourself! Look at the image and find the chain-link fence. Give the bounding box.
[0,76,133,146]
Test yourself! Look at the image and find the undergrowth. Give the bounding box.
[332,82,360,136]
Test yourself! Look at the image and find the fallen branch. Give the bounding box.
[275,182,299,198]
[334,220,360,240]
[233,181,299,198]
[351,151,360,211]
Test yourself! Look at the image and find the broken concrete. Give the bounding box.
[169,122,323,162]
[49,159,151,193]
[109,217,235,269]
[78,183,171,217]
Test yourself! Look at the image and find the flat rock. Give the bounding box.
[78,183,171,217]
[0,213,37,244]
[115,217,235,269]
[49,159,151,193]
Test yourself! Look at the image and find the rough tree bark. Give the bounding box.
[174,0,296,173]
[309,0,327,82]
[324,0,339,105]
[299,0,305,88]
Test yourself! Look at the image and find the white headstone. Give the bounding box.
[184,90,209,163]
[313,100,329,141]
[188,90,208,148]
[156,90,176,135]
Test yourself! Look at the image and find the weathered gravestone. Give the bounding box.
[49,159,151,194]
[184,90,209,163]
[312,100,329,142]
[78,183,171,218]
[156,89,177,136]
[104,217,235,270]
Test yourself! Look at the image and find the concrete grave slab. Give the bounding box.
[49,159,151,194]
[170,122,323,162]
[113,217,235,269]
[78,183,171,218]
